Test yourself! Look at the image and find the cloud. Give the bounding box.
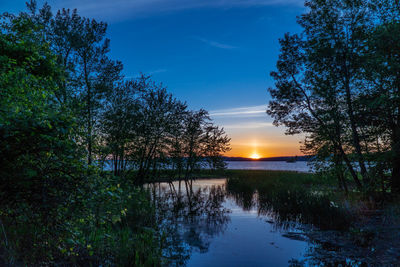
[194,37,238,50]
[210,105,267,117]
[50,0,303,21]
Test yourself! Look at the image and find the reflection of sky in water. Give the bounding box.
[163,179,308,266]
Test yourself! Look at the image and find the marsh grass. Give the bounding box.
[225,170,353,230]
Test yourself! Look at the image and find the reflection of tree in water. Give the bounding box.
[226,178,351,231]
[150,181,230,266]
[226,178,400,266]
[225,181,256,212]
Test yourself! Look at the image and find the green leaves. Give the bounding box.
[0,2,228,265]
[268,0,400,193]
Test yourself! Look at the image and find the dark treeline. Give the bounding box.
[268,0,400,195]
[0,0,229,265]
[99,77,230,183]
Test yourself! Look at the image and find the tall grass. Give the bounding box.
[225,170,353,230]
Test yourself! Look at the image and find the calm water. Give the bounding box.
[148,165,390,266]
[101,160,312,172]
[225,161,311,172]
[151,179,309,266]
[185,180,307,267]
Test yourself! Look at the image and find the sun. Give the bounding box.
[250,153,261,160]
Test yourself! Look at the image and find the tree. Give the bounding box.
[25,1,123,165]
[203,125,231,171]
[0,13,92,262]
[0,2,231,264]
[268,0,400,194]
[268,0,374,190]
[363,0,400,192]
[134,81,188,183]
[100,78,143,176]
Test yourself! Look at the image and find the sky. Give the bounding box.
[1,0,306,158]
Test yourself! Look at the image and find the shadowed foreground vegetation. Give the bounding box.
[0,1,229,265]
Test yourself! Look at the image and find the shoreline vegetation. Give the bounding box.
[224,170,400,265]
[2,0,400,266]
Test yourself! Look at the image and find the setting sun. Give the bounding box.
[250,153,261,159]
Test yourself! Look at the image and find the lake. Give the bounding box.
[225,161,311,172]
[149,169,393,266]
[150,178,310,266]
[101,160,312,173]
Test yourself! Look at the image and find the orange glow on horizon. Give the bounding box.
[223,141,304,158]
[249,153,261,159]
[221,131,305,158]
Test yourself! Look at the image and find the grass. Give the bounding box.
[224,170,353,230]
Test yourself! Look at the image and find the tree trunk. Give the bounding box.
[336,143,363,190]
[390,81,400,193]
[84,57,92,165]
[392,158,400,193]
[343,73,368,186]
[392,129,400,193]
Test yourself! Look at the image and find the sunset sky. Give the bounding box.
[2,0,305,158]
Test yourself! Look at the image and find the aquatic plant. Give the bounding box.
[226,170,352,230]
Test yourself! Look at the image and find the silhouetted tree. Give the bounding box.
[268,0,383,191]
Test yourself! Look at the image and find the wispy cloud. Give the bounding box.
[52,0,303,21]
[123,68,167,80]
[210,105,267,117]
[194,37,238,50]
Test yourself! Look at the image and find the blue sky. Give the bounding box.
[1,0,305,157]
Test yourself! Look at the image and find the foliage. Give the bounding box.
[99,77,230,184]
[0,0,230,265]
[0,12,85,263]
[267,0,400,195]
[226,170,353,230]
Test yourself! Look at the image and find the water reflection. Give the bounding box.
[150,178,395,266]
[150,179,310,266]
[224,177,372,266]
[224,177,398,266]
[149,180,230,265]
[226,176,352,231]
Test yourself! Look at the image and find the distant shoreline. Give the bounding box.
[147,169,312,183]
